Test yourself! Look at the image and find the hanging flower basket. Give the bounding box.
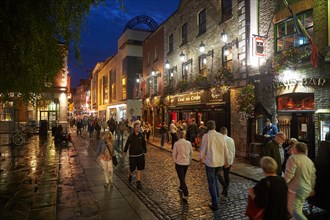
[176,80,189,93]
[273,48,311,73]
[235,83,256,120]
[192,74,211,89]
[163,84,174,95]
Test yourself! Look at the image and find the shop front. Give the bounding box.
[165,89,230,132]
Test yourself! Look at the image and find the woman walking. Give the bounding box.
[96,131,115,188]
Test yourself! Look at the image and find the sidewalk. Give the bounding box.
[146,136,264,182]
[56,130,157,220]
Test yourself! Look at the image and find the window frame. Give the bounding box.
[198,9,206,35]
[168,33,174,53]
[222,46,233,70]
[222,0,232,22]
[275,10,313,52]
[181,23,188,45]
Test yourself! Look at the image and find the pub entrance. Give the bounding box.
[278,112,315,159]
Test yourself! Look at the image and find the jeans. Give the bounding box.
[205,165,221,207]
[161,133,165,146]
[100,159,113,184]
[218,165,231,188]
[287,190,309,220]
[175,163,189,196]
[171,133,178,149]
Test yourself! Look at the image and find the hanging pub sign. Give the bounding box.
[253,37,265,57]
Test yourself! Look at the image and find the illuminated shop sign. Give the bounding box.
[177,93,201,104]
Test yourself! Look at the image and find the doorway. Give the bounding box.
[39,111,57,129]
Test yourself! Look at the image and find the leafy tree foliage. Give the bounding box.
[0,0,105,101]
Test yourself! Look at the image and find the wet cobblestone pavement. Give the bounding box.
[115,144,254,220]
[0,134,59,219]
[1,131,328,220]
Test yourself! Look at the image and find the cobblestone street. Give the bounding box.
[115,143,254,219]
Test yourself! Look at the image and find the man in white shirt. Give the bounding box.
[200,120,229,211]
[218,127,235,197]
[172,130,193,201]
[170,120,178,149]
[285,142,316,220]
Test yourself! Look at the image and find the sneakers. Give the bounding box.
[128,175,132,183]
[104,183,109,188]
[136,181,142,190]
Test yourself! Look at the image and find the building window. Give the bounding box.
[182,59,192,81]
[222,46,233,70]
[199,55,207,76]
[149,76,158,95]
[198,9,206,35]
[154,47,158,61]
[275,10,313,52]
[222,0,232,22]
[122,76,127,100]
[168,33,173,53]
[103,75,108,104]
[99,78,102,104]
[147,51,150,66]
[181,23,188,45]
[110,69,116,102]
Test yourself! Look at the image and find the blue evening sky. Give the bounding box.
[69,0,180,88]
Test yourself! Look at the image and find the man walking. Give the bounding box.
[172,130,193,201]
[263,132,287,176]
[218,127,235,197]
[200,120,229,211]
[123,121,147,190]
[170,120,178,149]
[285,142,316,220]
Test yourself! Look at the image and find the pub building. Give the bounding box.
[249,73,330,163]
[164,88,230,133]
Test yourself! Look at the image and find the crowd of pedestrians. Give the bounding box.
[69,114,319,218]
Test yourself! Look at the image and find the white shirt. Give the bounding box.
[224,135,235,165]
[170,123,178,133]
[172,139,193,166]
[200,130,229,167]
[284,153,316,195]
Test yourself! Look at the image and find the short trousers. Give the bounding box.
[129,154,145,172]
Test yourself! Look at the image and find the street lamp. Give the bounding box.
[179,51,185,62]
[165,59,170,69]
[199,41,205,53]
[221,29,238,48]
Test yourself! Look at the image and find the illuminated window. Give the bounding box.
[103,75,108,105]
[275,10,313,52]
[222,46,233,70]
[122,77,127,100]
[199,55,207,76]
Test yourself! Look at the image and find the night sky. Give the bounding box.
[68,0,180,88]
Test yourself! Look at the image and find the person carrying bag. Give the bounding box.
[96,131,116,188]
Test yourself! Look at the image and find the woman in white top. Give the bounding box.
[172,130,193,200]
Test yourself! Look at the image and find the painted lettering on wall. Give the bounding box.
[266,78,327,91]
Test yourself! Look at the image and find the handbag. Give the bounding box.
[112,155,118,167]
[245,195,264,220]
[105,143,118,167]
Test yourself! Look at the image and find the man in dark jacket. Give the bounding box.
[123,121,147,189]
